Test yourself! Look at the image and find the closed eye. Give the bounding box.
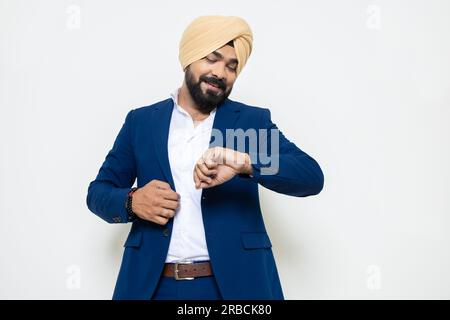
[205,56,237,72]
[205,57,217,63]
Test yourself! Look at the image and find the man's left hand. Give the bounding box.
[193,147,253,189]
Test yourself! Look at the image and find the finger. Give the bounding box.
[157,208,175,219]
[153,180,171,190]
[197,161,216,177]
[152,216,169,225]
[193,168,201,188]
[195,166,212,184]
[202,149,218,167]
[212,147,224,164]
[193,168,212,189]
[198,181,212,189]
[203,158,218,169]
[160,199,179,210]
[221,148,237,166]
[158,189,180,201]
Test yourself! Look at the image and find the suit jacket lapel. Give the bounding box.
[210,98,241,148]
[152,99,176,190]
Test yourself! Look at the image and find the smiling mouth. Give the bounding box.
[204,81,223,91]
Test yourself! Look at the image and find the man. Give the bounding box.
[87,15,324,300]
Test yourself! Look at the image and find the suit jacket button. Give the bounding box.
[163,228,169,237]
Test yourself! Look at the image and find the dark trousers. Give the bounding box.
[151,274,223,300]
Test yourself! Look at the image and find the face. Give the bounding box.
[185,44,238,113]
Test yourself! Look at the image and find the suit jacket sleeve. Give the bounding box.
[86,110,137,223]
[241,108,324,197]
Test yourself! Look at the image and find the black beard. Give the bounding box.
[185,67,232,113]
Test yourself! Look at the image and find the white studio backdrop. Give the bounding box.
[1,0,449,299]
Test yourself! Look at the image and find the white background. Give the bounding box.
[1,0,449,299]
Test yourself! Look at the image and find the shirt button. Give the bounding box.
[202,196,206,200]
[163,228,170,237]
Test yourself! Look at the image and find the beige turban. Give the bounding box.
[179,15,253,76]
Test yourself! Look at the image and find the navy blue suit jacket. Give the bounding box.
[86,97,324,299]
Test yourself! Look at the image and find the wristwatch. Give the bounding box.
[125,187,138,222]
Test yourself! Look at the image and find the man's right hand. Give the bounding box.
[131,180,180,225]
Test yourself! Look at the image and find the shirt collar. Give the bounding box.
[170,87,190,117]
[170,87,217,120]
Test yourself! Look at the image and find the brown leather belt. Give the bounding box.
[163,261,213,280]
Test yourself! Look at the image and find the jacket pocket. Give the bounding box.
[123,230,143,248]
[241,232,272,249]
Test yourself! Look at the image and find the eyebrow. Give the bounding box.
[210,51,239,65]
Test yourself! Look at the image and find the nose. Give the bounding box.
[210,62,227,82]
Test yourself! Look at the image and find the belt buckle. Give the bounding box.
[174,261,194,281]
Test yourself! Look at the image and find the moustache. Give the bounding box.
[201,76,226,91]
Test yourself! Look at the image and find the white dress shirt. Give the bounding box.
[165,87,216,263]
